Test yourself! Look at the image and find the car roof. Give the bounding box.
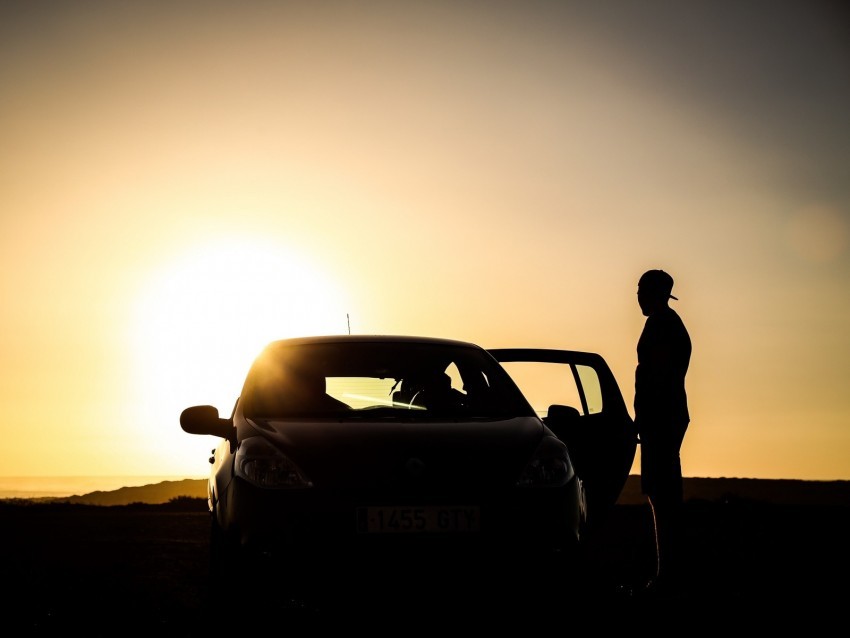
[262,335,485,350]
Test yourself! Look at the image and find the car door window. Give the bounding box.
[575,365,602,414]
[497,361,602,417]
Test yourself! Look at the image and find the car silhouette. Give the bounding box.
[180,334,636,609]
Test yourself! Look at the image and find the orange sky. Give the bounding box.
[1,1,848,482]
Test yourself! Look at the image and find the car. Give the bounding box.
[180,334,636,610]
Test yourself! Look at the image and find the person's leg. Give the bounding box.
[662,420,689,584]
[646,426,686,590]
[648,494,662,583]
[648,494,682,587]
[640,438,665,589]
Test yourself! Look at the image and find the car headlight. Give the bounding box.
[235,436,314,489]
[516,436,575,488]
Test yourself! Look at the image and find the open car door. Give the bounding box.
[490,348,638,526]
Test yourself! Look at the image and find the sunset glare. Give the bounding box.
[131,237,350,469]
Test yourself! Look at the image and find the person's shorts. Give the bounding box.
[639,420,688,503]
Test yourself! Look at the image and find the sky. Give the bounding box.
[1,0,848,483]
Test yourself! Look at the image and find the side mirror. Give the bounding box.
[180,405,234,439]
[543,404,581,443]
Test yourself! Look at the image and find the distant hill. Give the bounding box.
[617,475,850,506]
[3,476,849,507]
[31,478,208,506]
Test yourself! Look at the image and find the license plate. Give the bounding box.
[357,506,480,534]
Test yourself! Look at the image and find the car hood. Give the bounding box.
[244,416,548,490]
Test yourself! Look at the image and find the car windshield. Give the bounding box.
[241,340,533,420]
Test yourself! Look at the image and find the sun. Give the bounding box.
[131,236,349,461]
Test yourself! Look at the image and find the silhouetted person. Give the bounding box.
[634,269,691,594]
[405,370,465,412]
[288,369,351,412]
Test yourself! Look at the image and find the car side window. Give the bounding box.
[575,365,602,414]
[498,361,603,417]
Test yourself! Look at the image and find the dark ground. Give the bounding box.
[1,497,848,635]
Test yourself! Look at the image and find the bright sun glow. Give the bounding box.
[132,237,349,464]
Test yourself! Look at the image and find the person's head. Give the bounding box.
[637,269,678,316]
[291,368,327,396]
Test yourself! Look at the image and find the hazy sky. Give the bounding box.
[1,0,848,481]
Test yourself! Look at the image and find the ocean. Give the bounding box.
[0,476,204,499]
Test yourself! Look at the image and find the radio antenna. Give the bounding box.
[347,313,351,335]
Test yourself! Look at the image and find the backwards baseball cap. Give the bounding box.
[638,269,678,300]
